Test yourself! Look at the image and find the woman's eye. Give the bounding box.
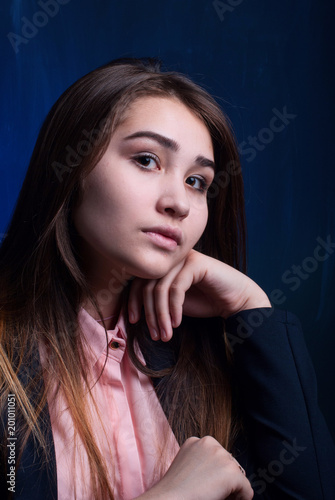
[186,176,208,192]
[133,154,157,169]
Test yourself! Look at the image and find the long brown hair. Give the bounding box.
[0,58,246,499]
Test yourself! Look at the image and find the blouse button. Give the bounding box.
[109,340,120,350]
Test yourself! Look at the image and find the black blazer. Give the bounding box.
[1,308,335,499]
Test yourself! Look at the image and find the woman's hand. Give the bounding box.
[128,249,271,341]
[135,436,253,500]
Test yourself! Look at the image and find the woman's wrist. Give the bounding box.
[224,282,272,318]
[241,289,272,311]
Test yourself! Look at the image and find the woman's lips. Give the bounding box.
[144,231,178,250]
[142,226,182,250]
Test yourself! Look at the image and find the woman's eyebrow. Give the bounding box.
[123,131,215,170]
[194,155,216,171]
[123,131,179,151]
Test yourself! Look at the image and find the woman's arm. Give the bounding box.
[226,307,335,500]
[128,250,335,499]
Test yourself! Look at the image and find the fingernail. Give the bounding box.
[129,311,135,323]
[151,329,159,340]
[161,329,167,340]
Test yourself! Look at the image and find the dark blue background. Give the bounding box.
[1,0,334,437]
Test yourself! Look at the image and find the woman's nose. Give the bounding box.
[156,178,190,219]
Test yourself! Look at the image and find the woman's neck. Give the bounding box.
[77,237,133,327]
[82,269,132,329]
[83,297,123,330]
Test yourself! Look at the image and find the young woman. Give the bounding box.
[0,58,334,500]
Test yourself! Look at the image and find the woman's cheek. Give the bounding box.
[193,206,209,242]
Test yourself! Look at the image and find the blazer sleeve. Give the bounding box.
[0,354,57,500]
[225,307,335,500]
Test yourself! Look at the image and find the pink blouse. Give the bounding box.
[42,308,179,499]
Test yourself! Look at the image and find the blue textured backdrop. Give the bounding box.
[1,0,334,436]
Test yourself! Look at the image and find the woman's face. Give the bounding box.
[73,96,215,286]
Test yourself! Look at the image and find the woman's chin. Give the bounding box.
[129,259,178,281]
[132,268,172,281]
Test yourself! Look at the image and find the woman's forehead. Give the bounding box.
[113,96,214,153]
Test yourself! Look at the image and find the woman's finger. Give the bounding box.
[168,267,195,329]
[168,254,206,327]
[128,278,146,323]
[153,280,173,341]
[142,280,161,340]
[152,261,186,341]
